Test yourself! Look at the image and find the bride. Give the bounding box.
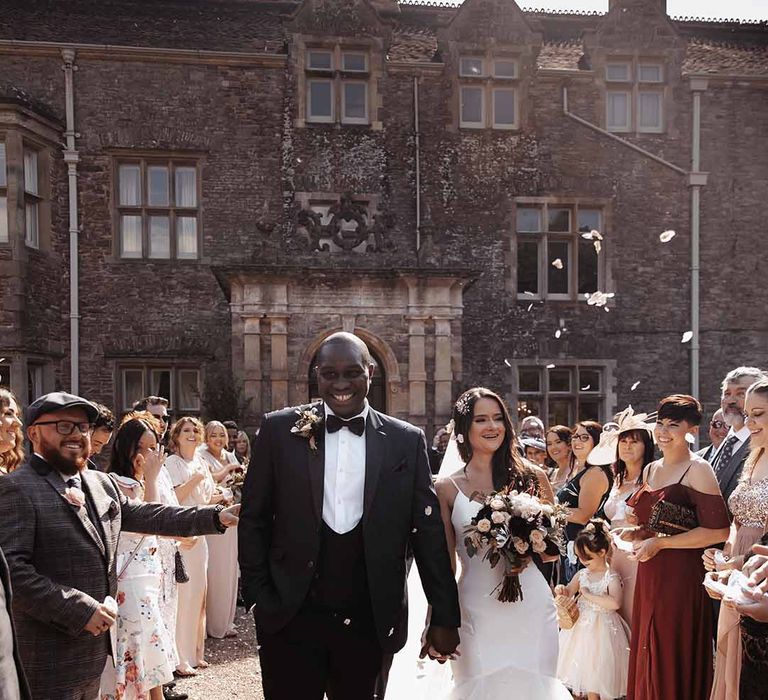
[386,387,570,699]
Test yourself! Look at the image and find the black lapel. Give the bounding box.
[363,409,387,523]
[305,404,326,525]
[38,461,106,558]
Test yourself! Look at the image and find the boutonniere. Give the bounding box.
[64,486,86,508]
[291,406,323,453]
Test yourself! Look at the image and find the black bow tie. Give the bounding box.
[326,414,366,436]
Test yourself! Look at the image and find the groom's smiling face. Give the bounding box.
[315,339,374,418]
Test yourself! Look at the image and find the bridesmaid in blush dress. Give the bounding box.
[621,395,730,700]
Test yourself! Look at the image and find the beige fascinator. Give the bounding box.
[587,406,656,465]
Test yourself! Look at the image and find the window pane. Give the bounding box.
[579,369,601,393]
[0,143,6,187]
[494,59,516,78]
[638,92,662,130]
[547,240,569,295]
[119,164,142,206]
[343,82,367,121]
[517,240,539,294]
[175,167,197,207]
[578,209,601,234]
[493,89,515,126]
[342,53,367,72]
[309,80,333,119]
[638,64,662,82]
[548,208,571,232]
[460,86,483,124]
[24,150,38,195]
[176,217,198,259]
[120,214,142,258]
[123,369,144,410]
[27,365,43,403]
[25,202,39,248]
[177,370,200,411]
[307,50,332,70]
[148,216,170,258]
[606,62,630,81]
[0,196,7,243]
[517,399,541,423]
[150,369,172,404]
[579,398,601,423]
[147,166,169,206]
[516,207,541,232]
[578,239,599,295]
[459,57,483,77]
[549,398,573,427]
[518,368,540,393]
[549,368,571,393]
[607,91,630,130]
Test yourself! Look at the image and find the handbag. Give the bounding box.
[647,498,698,536]
[175,549,190,584]
[555,594,579,629]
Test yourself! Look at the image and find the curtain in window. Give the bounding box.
[176,217,198,258]
[175,167,196,207]
[24,150,38,195]
[119,165,141,206]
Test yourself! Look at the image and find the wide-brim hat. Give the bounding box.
[587,405,656,465]
[26,391,99,426]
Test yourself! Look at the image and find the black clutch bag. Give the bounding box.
[175,550,190,583]
[648,498,698,535]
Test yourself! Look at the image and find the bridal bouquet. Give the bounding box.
[464,489,568,602]
[230,460,248,504]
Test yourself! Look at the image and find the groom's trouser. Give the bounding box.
[257,606,385,700]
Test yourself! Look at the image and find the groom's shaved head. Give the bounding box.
[316,332,372,366]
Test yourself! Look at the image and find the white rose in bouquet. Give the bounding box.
[477,518,492,533]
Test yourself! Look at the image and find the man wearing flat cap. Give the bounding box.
[0,392,241,700]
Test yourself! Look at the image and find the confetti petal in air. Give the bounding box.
[555,329,562,339]
[546,363,556,369]
[526,303,534,312]
[523,290,535,296]
[581,385,591,391]
[552,258,563,269]
[424,506,432,516]
[682,331,693,343]
[594,240,602,254]
[660,230,676,243]
[504,359,512,367]
[586,291,614,307]
[631,381,640,391]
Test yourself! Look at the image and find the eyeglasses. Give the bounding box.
[33,420,94,436]
[572,434,592,443]
[710,420,726,429]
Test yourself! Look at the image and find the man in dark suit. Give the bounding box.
[0,392,241,700]
[239,332,460,700]
[697,408,728,464]
[0,545,30,700]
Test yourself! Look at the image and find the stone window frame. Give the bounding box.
[457,51,521,131]
[0,355,55,406]
[0,105,57,252]
[117,362,202,415]
[510,359,617,426]
[111,152,203,261]
[603,56,666,134]
[512,197,610,302]
[294,36,384,131]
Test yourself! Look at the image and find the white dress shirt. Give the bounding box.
[723,424,751,454]
[322,401,369,535]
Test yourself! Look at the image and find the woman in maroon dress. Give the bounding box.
[620,395,730,700]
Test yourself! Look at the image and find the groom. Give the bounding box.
[239,332,460,699]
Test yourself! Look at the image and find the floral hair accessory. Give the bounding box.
[454,394,471,415]
[291,406,323,452]
[456,433,465,444]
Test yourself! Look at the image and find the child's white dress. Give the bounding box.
[557,568,631,699]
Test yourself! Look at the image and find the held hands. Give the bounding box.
[629,537,663,562]
[84,603,117,636]
[219,503,241,528]
[419,625,460,664]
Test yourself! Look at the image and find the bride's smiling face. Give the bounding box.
[468,397,506,455]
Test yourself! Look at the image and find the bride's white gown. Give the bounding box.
[386,486,570,700]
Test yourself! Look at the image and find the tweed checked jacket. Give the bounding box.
[0,455,224,697]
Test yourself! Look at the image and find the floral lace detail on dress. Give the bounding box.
[729,478,768,528]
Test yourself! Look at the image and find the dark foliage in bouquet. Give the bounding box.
[450,387,568,602]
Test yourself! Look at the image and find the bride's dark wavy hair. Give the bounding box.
[451,387,534,492]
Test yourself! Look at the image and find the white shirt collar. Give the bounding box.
[729,424,751,444]
[323,400,370,423]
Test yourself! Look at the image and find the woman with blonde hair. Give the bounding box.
[163,417,216,676]
[0,388,24,474]
[198,421,240,638]
[233,430,251,465]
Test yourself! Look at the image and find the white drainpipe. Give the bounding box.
[61,49,80,393]
[414,76,421,252]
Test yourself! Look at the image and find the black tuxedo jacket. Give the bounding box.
[238,403,461,654]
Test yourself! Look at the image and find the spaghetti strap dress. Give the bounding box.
[626,462,730,700]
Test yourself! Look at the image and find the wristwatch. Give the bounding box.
[213,504,227,533]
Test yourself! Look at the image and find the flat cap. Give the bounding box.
[521,437,546,451]
[26,392,99,426]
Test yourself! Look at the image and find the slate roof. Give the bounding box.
[682,39,768,75]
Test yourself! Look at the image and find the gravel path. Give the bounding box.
[174,608,264,700]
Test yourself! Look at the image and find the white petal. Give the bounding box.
[551,258,563,269]
[581,385,591,391]
[593,240,602,254]
[660,230,676,243]
[523,290,535,296]
[631,381,640,391]
[424,506,432,516]
[681,331,693,343]
[546,363,556,369]
[526,303,534,312]
[504,358,512,367]
[554,329,562,339]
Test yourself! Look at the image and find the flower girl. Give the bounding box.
[555,519,631,700]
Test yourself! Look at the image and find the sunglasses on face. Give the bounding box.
[33,420,94,436]
[710,420,726,429]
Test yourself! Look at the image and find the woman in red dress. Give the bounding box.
[620,394,731,700]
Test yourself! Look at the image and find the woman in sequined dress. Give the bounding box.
[705,379,768,699]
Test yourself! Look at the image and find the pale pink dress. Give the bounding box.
[604,481,639,625]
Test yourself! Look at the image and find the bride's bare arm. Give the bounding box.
[435,478,458,575]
